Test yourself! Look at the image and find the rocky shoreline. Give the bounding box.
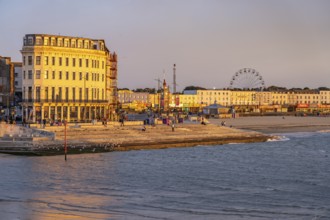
[0,123,270,156]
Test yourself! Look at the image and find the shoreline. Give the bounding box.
[0,123,270,156]
[209,116,330,134]
[1,116,329,156]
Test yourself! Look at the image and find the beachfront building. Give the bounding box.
[21,34,118,123]
[118,89,149,112]
[271,91,289,105]
[178,92,201,113]
[320,90,330,104]
[197,89,231,106]
[13,62,23,106]
[0,56,17,117]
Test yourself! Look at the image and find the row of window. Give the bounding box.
[24,86,105,101]
[273,96,320,99]
[23,56,105,69]
[23,70,104,82]
[25,36,105,51]
[198,92,230,95]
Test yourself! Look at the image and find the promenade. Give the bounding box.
[1,116,329,156]
[0,121,269,155]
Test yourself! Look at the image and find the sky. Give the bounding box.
[1,0,330,91]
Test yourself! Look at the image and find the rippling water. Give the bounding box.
[1,132,330,219]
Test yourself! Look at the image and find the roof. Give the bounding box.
[204,101,228,109]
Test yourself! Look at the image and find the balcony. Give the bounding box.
[21,99,108,104]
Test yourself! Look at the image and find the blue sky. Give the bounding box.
[1,0,330,91]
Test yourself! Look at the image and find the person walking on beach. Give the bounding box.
[43,118,46,128]
[201,117,206,125]
[120,114,125,127]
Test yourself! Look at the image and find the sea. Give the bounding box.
[0,131,330,220]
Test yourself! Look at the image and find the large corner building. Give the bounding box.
[21,34,117,123]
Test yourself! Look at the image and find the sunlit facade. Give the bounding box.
[21,34,117,123]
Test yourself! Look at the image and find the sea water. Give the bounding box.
[0,132,330,219]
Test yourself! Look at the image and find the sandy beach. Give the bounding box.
[1,115,329,155]
[209,116,330,133]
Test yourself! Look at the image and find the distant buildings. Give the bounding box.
[117,87,330,115]
[1,33,330,121]
[0,56,21,117]
[21,34,117,122]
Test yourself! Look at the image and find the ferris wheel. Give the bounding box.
[229,68,265,90]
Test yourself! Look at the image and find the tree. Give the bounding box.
[265,85,287,91]
[183,86,206,91]
[318,87,330,91]
[133,88,156,93]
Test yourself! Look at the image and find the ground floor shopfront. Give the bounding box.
[21,102,117,123]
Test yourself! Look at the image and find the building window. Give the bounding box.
[36,70,41,79]
[52,57,55,65]
[23,56,26,65]
[59,57,62,66]
[28,87,32,101]
[28,70,33,79]
[65,87,69,102]
[28,56,33,65]
[52,71,55,79]
[15,81,18,86]
[44,70,49,79]
[79,72,82,80]
[36,56,41,65]
[85,88,88,101]
[66,57,69,66]
[79,58,82,67]
[36,38,42,45]
[36,86,41,102]
[59,71,62,80]
[51,87,55,101]
[66,71,69,80]
[28,38,33,45]
[85,72,89,81]
[102,74,104,82]
[86,59,89,68]
[72,72,76,80]
[72,58,76,67]
[58,87,62,101]
[44,56,49,65]
[45,87,49,102]
[79,88,82,101]
[23,71,26,79]
[72,88,76,101]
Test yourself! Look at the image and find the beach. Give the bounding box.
[209,116,330,133]
[1,115,329,155]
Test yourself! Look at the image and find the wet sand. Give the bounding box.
[209,116,330,134]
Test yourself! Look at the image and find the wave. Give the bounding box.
[267,136,290,142]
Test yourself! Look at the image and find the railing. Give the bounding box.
[21,99,108,104]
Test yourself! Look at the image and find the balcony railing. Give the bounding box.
[21,99,108,104]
